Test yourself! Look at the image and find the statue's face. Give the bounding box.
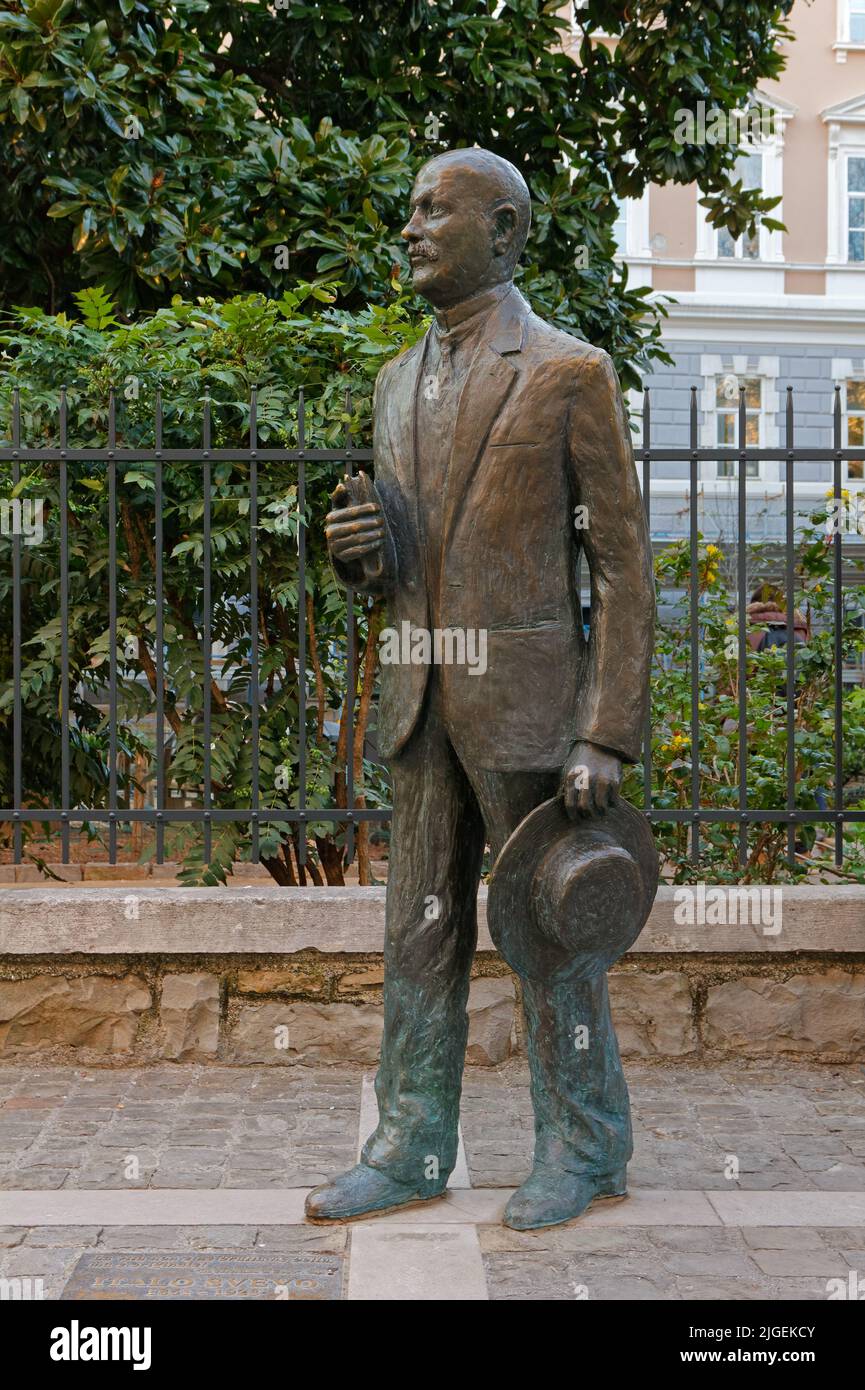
[401,160,509,308]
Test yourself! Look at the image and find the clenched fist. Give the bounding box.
[325,471,387,575]
[562,740,622,819]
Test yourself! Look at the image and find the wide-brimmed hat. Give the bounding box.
[487,796,658,984]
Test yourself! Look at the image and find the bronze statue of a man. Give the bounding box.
[308,147,655,1230]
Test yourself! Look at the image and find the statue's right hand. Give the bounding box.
[325,477,386,566]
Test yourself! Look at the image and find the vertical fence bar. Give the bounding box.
[249,386,260,863]
[784,386,796,868]
[59,386,70,863]
[833,386,844,867]
[642,389,652,814]
[202,391,212,865]
[107,388,118,864]
[155,389,165,865]
[297,388,307,868]
[689,387,700,862]
[737,385,748,867]
[344,388,356,871]
[11,389,22,863]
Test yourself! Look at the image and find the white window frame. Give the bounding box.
[843,377,865,481]
[835,0,865,60]
[700,355,780,484]
[612,186,651,261]
[695,118,786,266]
[825,98,865,263]
[714,151,765,262]
[844,152,865,265]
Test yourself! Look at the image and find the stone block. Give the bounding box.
[0,974,150,1054]
[704,969,865,1057]
[466,977,516,1065]
[335,964,385,994]
[229,1001,383,1064]
[236,966,326,996]
[149,862,180,880]
[159,973,220,1060]
[609,970,696,1057]
[13,866,42,883]
[82,864,151,881]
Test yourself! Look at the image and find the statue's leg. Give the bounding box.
[466,766,632,1227]
[519,972,632,1178]
[361,680,486,1192]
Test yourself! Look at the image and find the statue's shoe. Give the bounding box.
[503,1163,627,1231]
[305,1162,448,1223]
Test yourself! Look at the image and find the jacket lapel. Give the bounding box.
[381,335,426,502]
[440,289,527,551]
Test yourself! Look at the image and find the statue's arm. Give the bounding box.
[566,350,655,767]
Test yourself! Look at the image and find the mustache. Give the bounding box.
[409,241,439,262]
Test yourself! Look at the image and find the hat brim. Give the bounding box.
[488,796,658,984]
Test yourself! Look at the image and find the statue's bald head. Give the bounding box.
[402,146,532,308]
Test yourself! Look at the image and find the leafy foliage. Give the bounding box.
[3,289,863,885]
[623,518,865,884]
[1,0,796,384]
[0,287,424,884]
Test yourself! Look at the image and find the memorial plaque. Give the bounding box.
[61,1251,343,1301]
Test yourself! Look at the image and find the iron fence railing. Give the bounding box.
[1,382,864,871]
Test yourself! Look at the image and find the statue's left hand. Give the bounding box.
[562,741,622,820]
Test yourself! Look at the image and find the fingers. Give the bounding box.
[325,509,385,563]
[335,538,384,562]
[326,518,385,547]
[325,501,381,524]
[563,771,620,819]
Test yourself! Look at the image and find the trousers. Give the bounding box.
[361,670,632,1188]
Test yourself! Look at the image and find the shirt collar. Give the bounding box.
[433,282,512,339]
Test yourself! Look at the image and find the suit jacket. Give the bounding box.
[333,285,654,771]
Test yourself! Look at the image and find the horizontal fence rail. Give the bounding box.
[1,382,864,875]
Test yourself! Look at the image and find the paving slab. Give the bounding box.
[348,1225,486,1301]
[707,1190,865,1226]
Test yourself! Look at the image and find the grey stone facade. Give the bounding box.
[638,340,865,546]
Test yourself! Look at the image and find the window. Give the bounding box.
[851,1,865,41]
[847,380,865,479]
[716,375,761,477]
[612,195,627,255]
[717,151,763,260]
[848,157,865,262]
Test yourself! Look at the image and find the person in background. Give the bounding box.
[747,582,808,653]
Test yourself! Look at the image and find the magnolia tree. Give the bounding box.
[1,0,797,386]
[3,0,825,885]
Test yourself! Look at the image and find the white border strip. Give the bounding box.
[1,1188,862,1228]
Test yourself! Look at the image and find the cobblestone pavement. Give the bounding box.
[0,1065,361,1191]
[1,1059,864,1300]
[461,1060,865,1192]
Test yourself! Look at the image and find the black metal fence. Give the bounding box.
[1,382,863,872]
[640,385,864,868]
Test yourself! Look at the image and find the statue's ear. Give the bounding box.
[491,200,517,256]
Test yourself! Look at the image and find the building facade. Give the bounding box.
[607,0,865,549]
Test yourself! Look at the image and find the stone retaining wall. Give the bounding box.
[0,886,863,1065]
